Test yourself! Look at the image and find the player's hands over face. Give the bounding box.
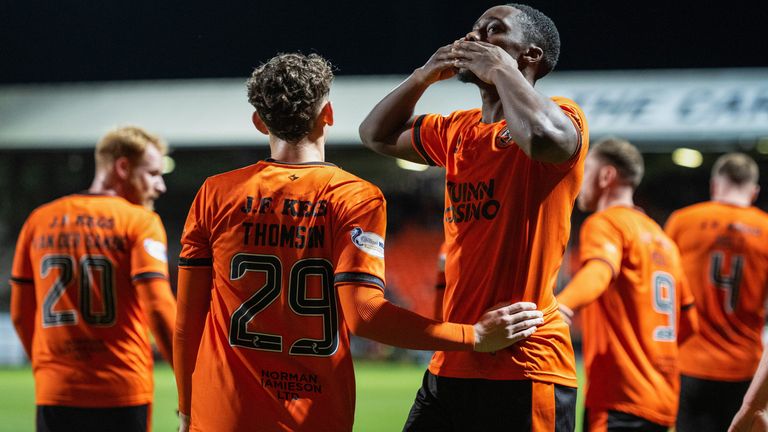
[450,40,518,85]
[415,44,459,85]
[473,302,543,352]
[730,407,768,432]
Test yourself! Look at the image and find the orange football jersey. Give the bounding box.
[666,201,768,381]
[179,159,387,432]
[10,194,170,407]
[578,207,693,426]
[411,97,588,386]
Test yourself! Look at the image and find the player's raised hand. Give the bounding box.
[473,302,543,352]
[450,40,518,85]
[414,44,461,85]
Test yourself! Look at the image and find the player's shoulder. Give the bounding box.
[200,163,261,191]
[590,206,649,235]
[325,166,384,201]
[744,206,768,225]
[669,201,713,220]
[433,108,483,127]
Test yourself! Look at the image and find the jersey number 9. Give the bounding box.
[651,271,676,342]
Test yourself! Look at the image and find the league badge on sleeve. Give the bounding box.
[350,227,385,258]
[143,238,168,263]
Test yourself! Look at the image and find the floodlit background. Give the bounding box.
[0,1,767,430]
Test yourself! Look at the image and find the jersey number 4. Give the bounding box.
[41,254,117,327]
[709,251,744,313]
[229,253,338,357]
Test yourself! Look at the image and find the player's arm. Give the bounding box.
[135,277,176,367]
[433,286,445,321]
[338,283,542,352]
[556,259,613,325]
[10,279,36,359]
[730,349,768,432]
[174,266,212,424]
[359,44,458,163]
[677,273,699,344]
[450,41,579,163]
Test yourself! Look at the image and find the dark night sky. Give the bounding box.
[1,0,767,84]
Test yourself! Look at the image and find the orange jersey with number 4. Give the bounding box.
[578,207,693,426]
[411,97,588,386]
[666,202,768,381]
[179,160,387,432]
[10,194,170,407]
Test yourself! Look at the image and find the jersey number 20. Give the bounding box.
[41,254,116,327]
[229,253,338,357]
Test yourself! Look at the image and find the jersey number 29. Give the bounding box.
[229,253,338,357]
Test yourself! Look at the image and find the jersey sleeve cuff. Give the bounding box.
[132,272,168,282]
[10,276,33,284]
[411,115,437,167]
[178,257,213,267]
[335,272,385,290]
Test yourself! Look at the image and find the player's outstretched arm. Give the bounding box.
[450,40,579,164]
[359,44,457,164]
[730,349,768,432]
[338,283,542,352]
[10,280,36,359]
[174,267,213,430]
[136,278,176,367]
[556,259,613,325]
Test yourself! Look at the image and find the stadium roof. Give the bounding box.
[1,68,766,150]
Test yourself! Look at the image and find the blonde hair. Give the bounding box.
[95,126,167,169]
[712,152,759,186]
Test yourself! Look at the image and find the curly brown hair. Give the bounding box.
[246,53,334,142]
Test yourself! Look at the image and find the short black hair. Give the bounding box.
[507,3,561,80]
[246,53,333,142]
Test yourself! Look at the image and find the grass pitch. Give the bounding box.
[0,360,584,431]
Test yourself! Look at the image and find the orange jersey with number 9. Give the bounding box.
[578,207,694,426]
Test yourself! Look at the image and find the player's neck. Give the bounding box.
[478,72,536,124]
[87,170,119,198]
[269,137,325,163]
[479,88,504,123]
[597,186,635,212]
[712,194,752,207]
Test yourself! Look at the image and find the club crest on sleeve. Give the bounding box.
[350,227,385,258]
[143,238,168,263]
[496,127,514,148]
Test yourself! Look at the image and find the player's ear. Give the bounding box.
[598,165,617,188]
[114,156,131,180]
[519,45,543,70]
[319,101,334,127]
[751,184,760,203]
[252,112,269,135]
